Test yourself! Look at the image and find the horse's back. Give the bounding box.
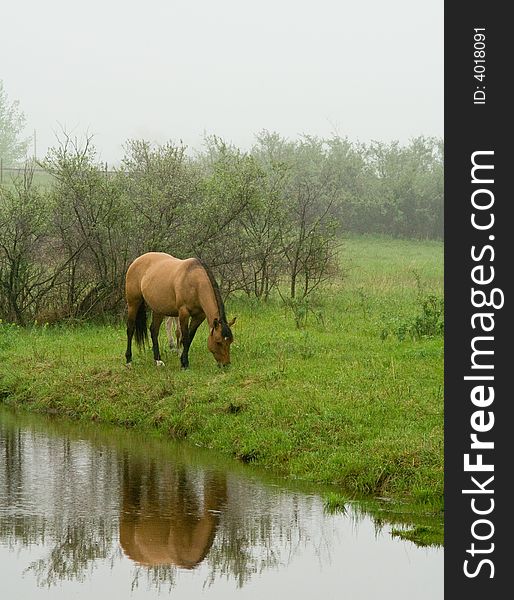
[128,252,178,272]
[126,252,197,315]
[126,252,172,291]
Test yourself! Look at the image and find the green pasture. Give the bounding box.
[0,166,55,188]
[0,235,444,543]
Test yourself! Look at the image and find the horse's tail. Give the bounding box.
[134,300,148,350]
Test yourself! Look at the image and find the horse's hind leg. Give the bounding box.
[125,301,140,365]
[150,312,165,366]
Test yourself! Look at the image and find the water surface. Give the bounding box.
[0,407,442,599]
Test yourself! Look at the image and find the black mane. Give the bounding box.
[196,259,232,338]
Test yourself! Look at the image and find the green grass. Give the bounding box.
[0,167,56,189]
[0,235,444,544]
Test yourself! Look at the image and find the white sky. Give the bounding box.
[1,0,443,164]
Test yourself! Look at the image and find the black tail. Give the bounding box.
[134,301,148,349]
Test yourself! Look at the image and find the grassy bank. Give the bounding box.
[0,235,443,541]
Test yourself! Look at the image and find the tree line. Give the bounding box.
[0,131,443,324]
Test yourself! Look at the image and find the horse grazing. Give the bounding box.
[125,252,235,368]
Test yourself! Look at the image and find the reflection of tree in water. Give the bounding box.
[0,419,120,586]
[205,486,320,589]
[25,520,118,586]
[0,417,328,591]
[206,508,282,588]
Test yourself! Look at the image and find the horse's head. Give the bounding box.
[208,317,236,366]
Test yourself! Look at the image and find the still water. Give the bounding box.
[0,407,442,599]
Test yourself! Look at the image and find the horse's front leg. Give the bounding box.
[150,313,165,366]
[179,313,205,369]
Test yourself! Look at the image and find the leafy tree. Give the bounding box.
[277,135,343,298]
[193,136,265,293]
[363,137,443,238]
[0,166,57,324]
[41,134,133,317]
[117,139,198,256]
[0,81,30,164]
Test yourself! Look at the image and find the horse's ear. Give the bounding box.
[228,317,236,327]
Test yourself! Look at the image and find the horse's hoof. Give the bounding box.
[125,362,132,368]
[155,360,165,367]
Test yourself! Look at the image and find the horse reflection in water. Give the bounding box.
[119,458,227,569]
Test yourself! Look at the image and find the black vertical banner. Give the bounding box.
[445,3,511,597]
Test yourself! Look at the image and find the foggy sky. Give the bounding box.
[1,0,443,164]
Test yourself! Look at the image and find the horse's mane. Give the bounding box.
[195,259,232,337]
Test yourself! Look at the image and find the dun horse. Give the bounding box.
[125,252,235,368]
[120,459,227,569]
